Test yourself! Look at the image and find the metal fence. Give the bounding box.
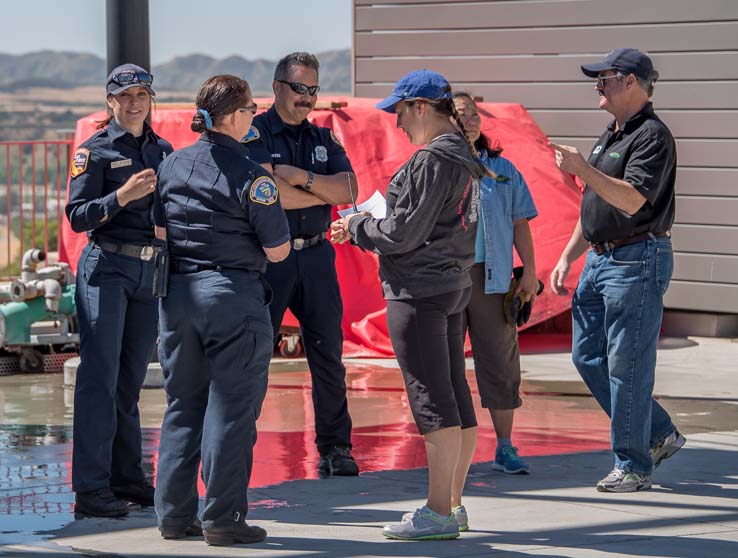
[0,140,73,279]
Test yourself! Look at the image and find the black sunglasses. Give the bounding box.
[110,70,153,87]
[277,80,320,96]
[238,104,258,115]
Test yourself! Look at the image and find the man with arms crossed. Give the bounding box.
[245,52,360,477]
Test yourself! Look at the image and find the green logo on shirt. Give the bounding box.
[495,175,511,183]
[609,152,621,159]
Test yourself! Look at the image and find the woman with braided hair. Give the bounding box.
[330,69,484,541]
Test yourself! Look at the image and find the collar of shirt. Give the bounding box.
[199,130,249,155]
[606,102,655,135]
[107,118,157,144]
[265,105,312,136]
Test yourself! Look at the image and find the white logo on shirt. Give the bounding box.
[592,145,603,155]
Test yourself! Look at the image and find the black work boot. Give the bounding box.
[160,518,203,540]
[203,521,267,546]
[111,480,155,506]
[318,446,359,477]
[74,488,128,518]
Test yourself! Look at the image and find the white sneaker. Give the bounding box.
[650,431,686,469]
[401,504,468,531]
[384,505,460,540]
[596,468,652,493]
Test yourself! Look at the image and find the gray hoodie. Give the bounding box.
[349,133,484,300]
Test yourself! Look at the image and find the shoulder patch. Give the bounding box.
[249,175,278,206]
[70,148,90,177]
[241,126,261,144]
[329,130,344,149]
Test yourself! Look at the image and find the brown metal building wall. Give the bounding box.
[353,0,738,313]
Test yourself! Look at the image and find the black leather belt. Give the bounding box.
[292,232,326,251]
[170,261,252,274]
[91,239,160,261]
[591,231,668,255]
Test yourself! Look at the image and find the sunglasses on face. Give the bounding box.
[596,73,624,85]
[277,80,320,96]
[110,70,153,87]
[239,104,258,115]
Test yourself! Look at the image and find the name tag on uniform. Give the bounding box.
[110,159,133,169]
[271,153,281,159]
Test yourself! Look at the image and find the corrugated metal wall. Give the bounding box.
[353,0,738,313]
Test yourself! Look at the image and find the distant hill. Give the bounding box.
[0,49,351,93]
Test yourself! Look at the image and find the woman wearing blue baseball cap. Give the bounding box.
[331,69,486,541]
[66,63,172,518]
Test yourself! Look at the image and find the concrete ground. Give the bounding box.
[1,335,737,557]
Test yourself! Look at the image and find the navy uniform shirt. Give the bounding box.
[154,131,290,273]
[245,106,354,237]
[65,119,173,245]
[581,102,676,243]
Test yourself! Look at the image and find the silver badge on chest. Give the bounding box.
[315,146,328,163]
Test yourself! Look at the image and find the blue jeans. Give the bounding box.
[572,236,676,475]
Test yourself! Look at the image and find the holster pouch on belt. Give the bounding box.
[503,266,544,327]
[152,248,170,298]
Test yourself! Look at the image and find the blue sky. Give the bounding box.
[3,0,352,63]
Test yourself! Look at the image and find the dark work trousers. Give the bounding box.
[72,243,158,493]
[264,240,352,453]
[155,269,272,531]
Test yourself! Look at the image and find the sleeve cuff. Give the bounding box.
[101,190,123,221]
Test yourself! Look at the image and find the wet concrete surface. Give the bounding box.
[1,335,737,556]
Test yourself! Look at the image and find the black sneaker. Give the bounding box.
[318,446,359,477]
[160,518,203,540]
[111,480,155,506]
[75,488,128,518]
[203,522,267,546]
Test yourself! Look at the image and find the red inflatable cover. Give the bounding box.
[59,97,585,357]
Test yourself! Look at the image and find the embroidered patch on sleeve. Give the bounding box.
[330,130,344,149]
[70,148,90,177]
[249,176,278,205]
[241,126,261,144]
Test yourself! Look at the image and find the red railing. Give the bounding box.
[0,140,73,279]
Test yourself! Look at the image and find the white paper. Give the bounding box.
[338,190,387,219]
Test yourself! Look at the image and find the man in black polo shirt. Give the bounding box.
[245,52,360,477]
[549,48,685,492]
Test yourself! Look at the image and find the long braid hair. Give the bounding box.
[452,91,503,158]
[423,89,495,178]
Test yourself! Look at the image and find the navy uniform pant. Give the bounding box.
[265,240,352,453]
[155,269,272,531]
[72,243,158,493]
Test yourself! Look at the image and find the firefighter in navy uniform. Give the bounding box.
[245,52,360,476]
[153,75,290,546]
[65,63,173,517]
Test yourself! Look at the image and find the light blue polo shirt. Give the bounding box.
[475,151,538,294]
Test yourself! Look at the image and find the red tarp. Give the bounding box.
[59,97,585,357]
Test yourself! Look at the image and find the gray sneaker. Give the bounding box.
[401,504,468,531]
[650,431,686,469]
[384,505,460,540]
[596,468,652,493]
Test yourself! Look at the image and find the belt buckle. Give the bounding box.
[292,238,305,251]
[140,246,155,261]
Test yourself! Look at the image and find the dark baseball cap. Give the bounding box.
[376,69,452,113]
[106,63,156,96]
[581,48,654,81]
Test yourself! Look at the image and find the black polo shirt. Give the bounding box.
[581,102,676,243]
[246,106,354,237]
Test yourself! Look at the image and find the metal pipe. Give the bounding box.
[106,0,151,74]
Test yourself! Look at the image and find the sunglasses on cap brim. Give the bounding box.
[110,70,153,88]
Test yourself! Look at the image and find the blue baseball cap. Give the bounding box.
[376,69,452,113]
[106,63,156,96]
[581,48,654,81]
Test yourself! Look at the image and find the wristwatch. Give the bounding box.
[304,170,314,191]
